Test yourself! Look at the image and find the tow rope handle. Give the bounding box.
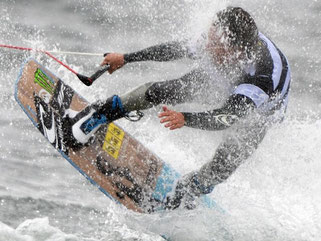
[0,44,110,86]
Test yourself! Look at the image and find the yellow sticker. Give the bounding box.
[102,123,124,159]
[109,124,125,140]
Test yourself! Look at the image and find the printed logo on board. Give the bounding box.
[38,89,51,104]
[96,156,143,205]
[38,103,56,144]
[34,68,55,95]
[34,95,67,153]
[50,80,75,116]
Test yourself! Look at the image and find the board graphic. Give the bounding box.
[14,59,220,213]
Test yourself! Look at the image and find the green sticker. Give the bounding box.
[34,68,55,94]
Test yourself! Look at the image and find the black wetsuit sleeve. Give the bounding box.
[124,41,190,63]
[182,95,256,131]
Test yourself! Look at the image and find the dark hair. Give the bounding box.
[215,7,258,52]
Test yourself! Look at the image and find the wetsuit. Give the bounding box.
[114,33,291,208]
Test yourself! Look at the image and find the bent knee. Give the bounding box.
[145,81,166,105]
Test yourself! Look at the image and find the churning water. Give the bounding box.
[0,0,320,240]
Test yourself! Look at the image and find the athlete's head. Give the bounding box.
[206,7,259,66]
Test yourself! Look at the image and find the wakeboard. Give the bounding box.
[14,58,221,213]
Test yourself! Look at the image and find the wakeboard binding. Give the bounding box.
[63,95,128,149]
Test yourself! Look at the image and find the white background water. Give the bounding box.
[0,0,320,240]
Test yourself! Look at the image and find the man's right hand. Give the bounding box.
[101,53,125,74]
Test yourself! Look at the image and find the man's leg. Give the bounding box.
[68,69,207,145]
[119,82,155,111]
[67,79,193,145]
[166,118,268,209]
[121,68,209,111]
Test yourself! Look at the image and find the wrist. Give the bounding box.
[123,53,132,64]
[180,112,187,126]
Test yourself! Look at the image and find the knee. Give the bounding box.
[145,81,177,105]
[208,142,243,182]
[145,82,164,105]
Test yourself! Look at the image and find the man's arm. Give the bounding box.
[101,41,192,73]
[158,94,256,131]
[124,41,191,63]
[181,95,256,131]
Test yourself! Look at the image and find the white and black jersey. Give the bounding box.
[234,33,291,113]
[182,33,291,130]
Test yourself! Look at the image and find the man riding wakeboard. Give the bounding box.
[65,7,291,210]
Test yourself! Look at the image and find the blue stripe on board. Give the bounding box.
[152,163,225,212]
[27,104,37,117]
[152,163,181,202]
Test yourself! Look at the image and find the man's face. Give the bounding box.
[206,25,243,66]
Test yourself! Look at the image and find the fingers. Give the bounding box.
[165,120,184,130]
[160,116,174,124]
[100,57,108,66]
[158,107,169,118]
[100,53,125,74]
[164,119,181,127]
[100,54,115,74]
[158,106,185,130]
[158,106,171,118]
[158,111,171,118]
[169,123,183,130]
[162,106,169,112]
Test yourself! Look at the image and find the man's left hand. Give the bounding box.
[158,106,185,130]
